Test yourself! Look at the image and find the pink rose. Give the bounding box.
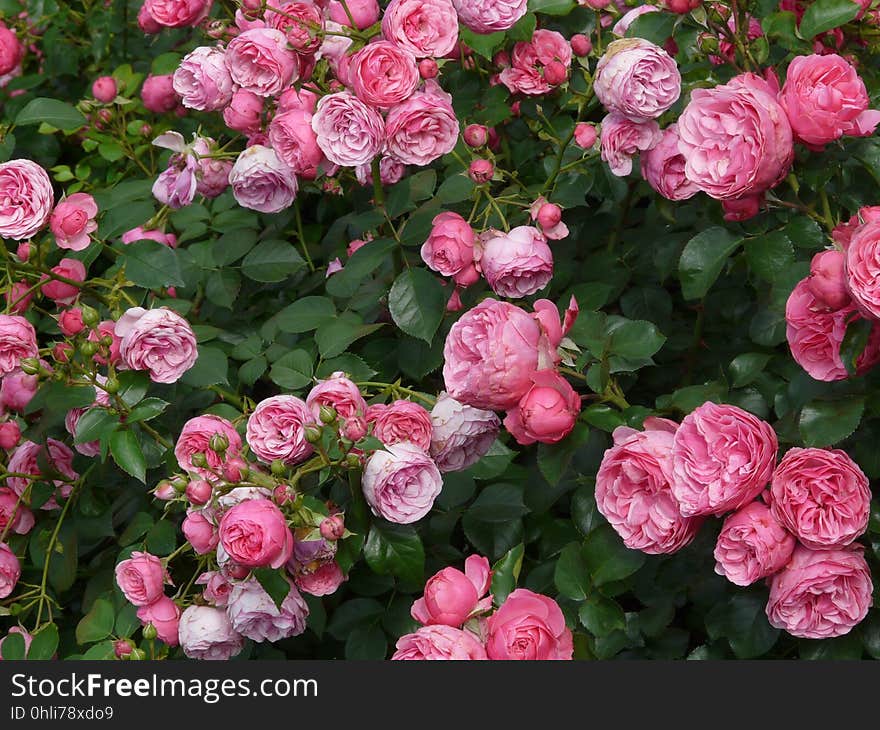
[596,417,702,554]
[115,551,169,606]
[116,307,198,384]
[49,193,98,251]
[0,23,22,76]
[138,3,163,33]
[42,258,86,305]
[312,91,385,167]
[226,577,309,642]
[384,81,459,166]
[0,487,34,536]
[351,41,420,109]
[600,112,662,177]
[183,511,219,554]
[485,588,573,660]
[595,38,681,122]
[355,155,407,186]
[452,0,527,33]
[223,88,263,134]
[0,159,54,240]
[226,28,299,97]
[0,369,37,413]
[7,439,78,510]
[192,137,232,198]
[779,53,880,147]
[219,498,294,568]
[92,76,117,103]
[268,108,324,179]
[392,625,488,660]
[574,122,597,149]
[141,74,178,113]
[766,544,872,639]
[265,2,322,54]
[477,225,553,298]
[175,414,243,482]
[671,402,778,517]
[832,205,880,249]
[179,605,244,660]
[173,46,234,111]
[0,315,37,376]
[199,571,232,607]
[64,376,112,456]
[143,0,211,27]
[247,395,315,465]
[0,543,20,599]
[4,282,31,315]
[366,400,433,451]
[328,0,380,28]
[770,447,870,549]
[677,73,794,199]
[0,422,20,450]
[362,441,443,524]
[88,320,123,366]
[152,153,197,210]
[808,249,850,310]
[306,371,367,421]
[429,392,500,472]
[229,144,298,213]
[420,211,475,278]
[411,555,492,627]
[713,501,795,586]
[640,124,698,201]
[137,596,181,647]
[845,221,880,320]
[382,0,459,58]
[498,30,571,96]
[294,561,346,596]
[503,370,580,445]
[121,226,178,248]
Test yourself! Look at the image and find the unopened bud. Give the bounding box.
[209,433,229,453]
[80,304,100,327]
[129,648,147,661]
[345,452,361,469]
[142,623,157,641]
[103,377,120,394]
[463,124,488,148]
[273,484,291,505]
[191,452,209,468]
[320,514,345,541]
[19,358,40,375]
[0,421,21,450]
[318,405,337,425]
[171,476,189,492]
[469,159,494,184]
[418,58,438,79]
[270,459,286,477]
[154,480,176,500]
[222,457,248,483]
[114,639,133,659]
[79,340,98,357]
[304,425,323,443]
[185,479,212,505]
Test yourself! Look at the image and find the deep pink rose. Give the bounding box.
[351,41,420,109]
[141,74,178,113]
[671,402,778,517]
[0,543,20,599]
[50,193,98,251]
[219,498,294,569]
[485,588,573,660]
[229,144,299,213]
[362,441,443,524]
[246,395,315,465]
[223,88,263,134]
[0,369,37,413]
[600,112,662,177]
[294,561,347,596]
[306,371,367,421]
[92,76,117,103]
[452,0,527,33]
[713,501,795,586]
[328,0,380,28]
[115,551,169,606]
[420,211,476,278]
[845,221,880,320]
[143,0,211,27]
[116,307,198,384]
[265,2,322,54]
[429,392,500,472]
[366,400,433,451]
[498,29,571,96]
[411,555,492,627]
[178,605,244,660]
[392,625,488,660]
[0,159,54,240]
[574,122,597,149]
[311,92,385,167]
[832,205,880,249]
[0,487,34,536]
[137,596,181,647]
[268,108,323,179]
[173,46,234,111]
[384,82,459,166]
[175,414,243,482]
[382,0,459,58]
[766,544,872,639]
[0,23,22,76]
[808,249,850,310]
[503,370,580,445]
[183,511,219,554]
[477,225,553,298]
[7,439,78,510]
[640,124,698,201]
[0,314,37,376]
[42,258,86,305]
[226,576,309,642]
[227,28,299,97]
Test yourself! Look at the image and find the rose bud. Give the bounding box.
[808,249,850,310]
[464,124,488,148]
[536,203,562,229]
[273,484,292,505]
[209,432,229,453]
[469,159,494,183]
[92,76,117,103]
[153,481,176,501]
[185,479,212,506]
[419,58,439,79]
[543,60,568,86]
[58,308,85,337]
[15,242,29,262]
[320,515,345,541]
[0,421,21,450]
[341,416,367,442]
[114,639,133,659]
[52,343,72,363]
[574,122,597,149]
[222,457,248,483]
[571,34,592,57]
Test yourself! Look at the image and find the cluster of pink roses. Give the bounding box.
[393,555,573,659]
[596,401,873,639]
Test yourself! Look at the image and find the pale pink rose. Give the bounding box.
[121,226,178,248]
[351,41,420,109]
[178,605,244,660]
[219,498,294,568]
[420,211,475,278]
[7,439,78,510]
[316,21,353,79]
[226,577,309,642]
[594,38,680,123]
[0,159,54,240]
[268,108,324,179]
[246,395,315,465]
[503,370,580,445]
[175,414,243,482]
[0,543,20,599]
[223,88,263,134]
[477,225,553,298]
[677,73,793,199]
[192,137,232,198]
[366,400,433,451]
[779,53,880,147]
[226,28,299,97]
[612,4,659,36]
[429,392,500,472]
[832,205,880,249]
[452,0,527,33]
[137,596,180,647]
[770,447,870,549]
[384,81,459,166]
[640,124,698,201]
[600,112,662,176]
[596,417,702,554]
[671,402,778,517]
[382,0,459,58]
[116,307,198,384]
[0,487,34,536]
[0,627,32,660]
[152,152,197,210]
[173,46,234,111]
[328,0,380,28]
[355,155,407,186]
[42,258,86,305]
[0,23,22,76]
[392,625,488,660]
[362,441,443,524]
[0,369,37,413]
[713,501,795,586]
[808,249,850,310]
[845,221,880,320]
[50,193,98,251]
[229,144,299,213]
[412,555,492,627]
[265,2,322,54]
[0,315,37,376]
[199,571,232,607]
[766,544,872,639]
[141,74,178,113]
[143,0,211,27]
[306,371,367,421]
[294,560,346,596]
[486,588,573,660]
[183,511,219,554]
[115,551,169,607]
[311,91,385,167]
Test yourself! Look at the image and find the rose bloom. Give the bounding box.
[137,596,181,647]
[677,73,793,199]
[229,145,299,213]
[832,205,880,249]
[115,551,169,607]
[366,400,433,451]
[226,577,309,643]
[246,395,315,465]
[219,498,294,569]
[178,606,244,661]
[41,258,87,305]
[671,402,778,517]
[640,124,698,201]
[600,112,662,177]
[351,41,420,109]
[808,249,849,310]
[306,371,367,421]
[477,225,553,298]
[429,392,500,472]
[265,2,323,54]
[384,81,459,166]
[226,28,299,98]
[362,441,443,524]
[0,369,37,413]
[0,314,37,376]
[143,0,211,27]
[7,439,78,510]
[420,211,475,278]
[392,625,488,660]
[0,159,54,240]
[294,561,346,597]
[713,501,795,586]
[223,88,263,135]
[766,544,872,639]
[412,555,492,627]
[268,109,324,179]
[152,151,197,210]
[594,38,681,123]
[779,53,880,147]
[198,571,232,607]
[382,0,459,58]
[141,74,178,113]
[503,370,580,446]
[498,30,572,96]
[328,0,380,28]
[116,307,198,384]
[0,543,20,599]
[311,92,385,167]
[50,193,98,251]
[173,46,234,111]
[452,0,527,33]
[174,414,243,482]
[121,226,178,248]
[290,531,337,568]
[770,447,870,549]
[845,221,880,320]
[486,589,572,660]
[191,137,232,198]
[183,511,219,554]
[596,417,702,554]
[0,23,22,76]
[0,487,34,536]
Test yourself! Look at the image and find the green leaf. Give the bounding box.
[579,596,626,638]
[744,232,795,282]
[145,520,177,556]
[118,511,154,546]
[798,0,860,39]
[122,239,184,289]
[436,175,475,204]
[583,525,646,586]
[626,9,677,42]
[840,318,873,377]
[799,397,864,447]
[729,353,772,388]
[608,319,667,359]
[254,568,292,611]
[458,28,505,59]
[325,238,396,298]
[206,269,241,309]
[678,227,743,301]
[528,0,576,14]
[15,97,86,129]
[27,623,59,660]
[76,598,115,645]
[115,604,140,639]
[242,239,305,282]
[364,522,425,585]
[127,398,169,423]
[269,349,313,390]
[581,404,626,433]
[1,632,26,660]
[537,422,590,485]
[315,312,383,359]
[554,542,590,601]
[327,598,385,639]
[74,407,117,444]
[212,229,258,266]
[25,382,95,416]
[345,625,388,659]
[388,268,446,344]
[491,543,524,605]
[110,429,146,483]
[465,483,530,523]
[181,346,228,387]
[276,296,337,333]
